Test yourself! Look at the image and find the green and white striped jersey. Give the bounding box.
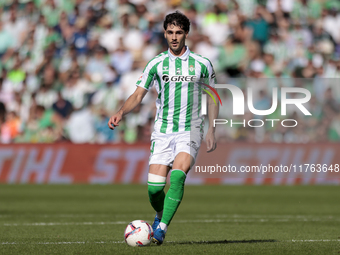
[136,46,216,134]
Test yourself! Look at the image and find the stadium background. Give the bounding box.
[0,1,340,254]
[0,0,339,185]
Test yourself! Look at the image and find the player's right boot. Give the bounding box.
[151,215,161,232]
[152,228,165,245]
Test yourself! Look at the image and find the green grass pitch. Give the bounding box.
[0,184,339,254]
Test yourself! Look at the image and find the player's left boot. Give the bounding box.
[151,215,161,232]
[152,228,165,245]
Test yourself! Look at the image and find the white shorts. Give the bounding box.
[149,129,203,167]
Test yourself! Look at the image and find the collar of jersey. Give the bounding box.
[168,46,190,61]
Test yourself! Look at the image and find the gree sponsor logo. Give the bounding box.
[161,74,197,82]
[160,76,223,107]
[160,75,223,108]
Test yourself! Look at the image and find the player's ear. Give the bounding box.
[185,32,188,39]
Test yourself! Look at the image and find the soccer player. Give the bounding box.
[108,11,218,245]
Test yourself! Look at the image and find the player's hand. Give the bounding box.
[108,112,123,130]
[205,130,217,153]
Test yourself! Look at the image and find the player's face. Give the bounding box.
[164,24,188,55]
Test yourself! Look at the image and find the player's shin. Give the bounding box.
[160,169,186,232]
[147,173,166,218]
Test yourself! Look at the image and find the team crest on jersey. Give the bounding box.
[189,65,194,72]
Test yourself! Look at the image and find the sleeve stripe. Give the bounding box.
[190,53,216,87]
[136,55,165,90]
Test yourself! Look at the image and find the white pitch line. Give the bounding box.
[0,214,155,218]
[0,214,338,219]
[0,241,125,245]
[0,214,337,218]
[199,214,338,219]
[3,221,128,226]
[3,217,340,227]
[1,240,339,245]
[291,240,340,242]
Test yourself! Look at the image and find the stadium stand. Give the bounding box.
[0,0,339,144]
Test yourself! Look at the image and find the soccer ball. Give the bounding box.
[124,220,153,247]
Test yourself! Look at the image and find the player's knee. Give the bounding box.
[172,153,194,172]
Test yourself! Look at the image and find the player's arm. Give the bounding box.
[205,61,218,152]
[206,95,219,152]
[108,87,147,130]
[108,58,157,130]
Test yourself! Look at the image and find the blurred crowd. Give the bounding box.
[0,0,339,144]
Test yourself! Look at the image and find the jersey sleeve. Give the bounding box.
[205,59,217,88]
[136,61,157,91]
[209,63,216,88]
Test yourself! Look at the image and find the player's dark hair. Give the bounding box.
[163,11,190,33]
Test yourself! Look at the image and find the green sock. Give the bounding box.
[148,181,166,213]
[161,170,186,225]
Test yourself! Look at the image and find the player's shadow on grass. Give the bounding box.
[168,239,277,245]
